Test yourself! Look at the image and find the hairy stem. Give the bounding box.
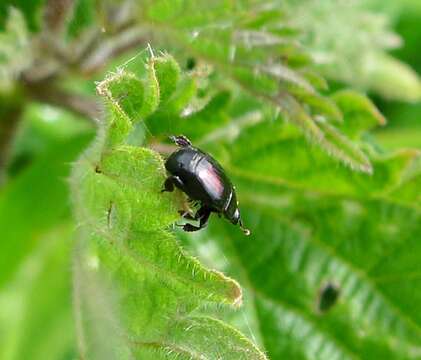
[81,27,147,75]
[43,0,75,33]
[27,81,101,122]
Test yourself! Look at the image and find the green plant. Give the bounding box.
[0,1,421,359]
[70,53,267,359]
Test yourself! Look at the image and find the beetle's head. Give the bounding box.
[169,135,192,147]
[229,208,241,225]
[224,193,251,236]
[227,208,251,236]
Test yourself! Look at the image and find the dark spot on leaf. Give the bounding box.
[107,201,114,229]
[8,152,33,176]
[186,57,196,70]
[317,282,340,313]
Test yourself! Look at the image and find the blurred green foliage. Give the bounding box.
[0,1,420,359]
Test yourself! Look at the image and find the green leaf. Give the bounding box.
[332,90,386,139]
[178,90,231,141]
[363,54,421,102]
[293,92,343,124]
[153,53,181,103]
[272,96,373,174]
[286,0,421,102]
[181,111,421,358]
[0,133,92,287]
[0,224,76,360]
[177,112,421,358]
[315,120,372,174]
[0,1,45,32]
[71,54,266,359]
[210,195,421,359]
[227,120,420,209]
[134,0,378,173]
[165,75,197,114]
[66,0,97,37]
[131,316,266,359]
[97,56,163,147]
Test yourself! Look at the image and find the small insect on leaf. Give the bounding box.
[317,282,340,313]
[163,135,250,235]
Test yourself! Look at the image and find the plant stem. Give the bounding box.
[26,81,101,123]
[0,102,24,185]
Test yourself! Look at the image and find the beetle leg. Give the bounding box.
[162,177,174,192]
[161,176,184,193]
[183,206,211,232]
[198,208,211,228]
[181,206,202,221]
[181,212,196,220]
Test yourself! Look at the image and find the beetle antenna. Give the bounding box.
[239,219,251,236]
[169,135,192,147]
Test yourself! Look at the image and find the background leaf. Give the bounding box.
[0,132,92,287]
[0,225,76,360]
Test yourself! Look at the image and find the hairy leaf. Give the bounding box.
[184,141,421,359]
[286,0,421,102]
[178,102,421,358]
[206,197,421,359]
[71,54,266,359]
[131,0,379,173]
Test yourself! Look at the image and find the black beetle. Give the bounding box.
[162,135,250,235]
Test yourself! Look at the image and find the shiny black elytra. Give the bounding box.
[162,135,250,235]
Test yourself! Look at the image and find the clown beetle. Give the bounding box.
[162,135,250,235]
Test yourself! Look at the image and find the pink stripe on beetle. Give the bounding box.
[197,162,224,198]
